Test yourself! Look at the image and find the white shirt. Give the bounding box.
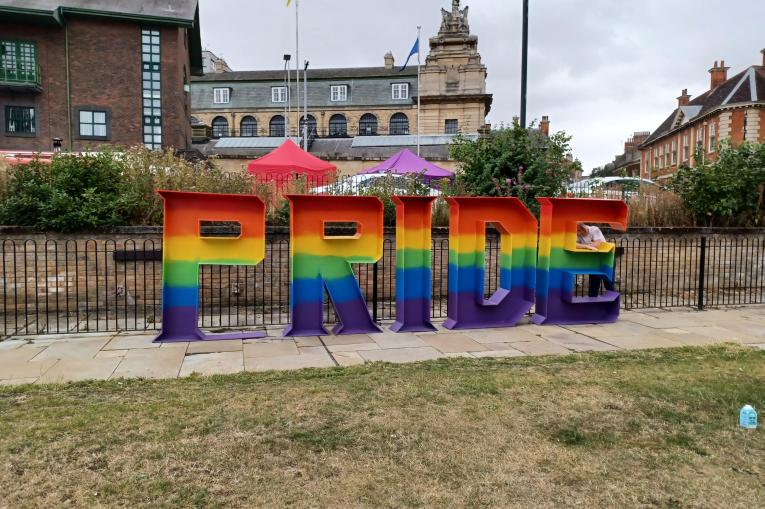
[577,225,605,245]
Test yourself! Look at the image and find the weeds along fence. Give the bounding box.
[2,230,765,336]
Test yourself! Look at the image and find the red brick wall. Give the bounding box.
[0,18,191,152]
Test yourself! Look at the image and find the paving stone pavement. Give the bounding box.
[1,306,764,385]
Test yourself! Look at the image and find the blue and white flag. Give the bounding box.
[400,36,420,72]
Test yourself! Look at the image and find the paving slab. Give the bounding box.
[103,334,160,351]
[508,340,571,356]
[326,342,381,353]
[0,340,27,351]
[95,349,129,359]
[32,337,111,362]
[294,336,322,347]
[0,378,39,386]
[597,335,684,350]
[462,327,541,344]
[332,351,365,366]
[368,332,428,349]
[298,346,328,356]
[320,334,375,346]
[419,333,488,353]
[472,349,526,358]
[751,344,765,350]
[243,340,299,358]
[37,358,120,383]
[0,359,57,380]
[111,347,186,380]
[541,332,619,352]
[442,352,475,359]
[361,346,442,364]
[680,325,761,343]
[187,340,243,355]
[245,353,335,372]
[0,346,47,364]
[180,351,244,377]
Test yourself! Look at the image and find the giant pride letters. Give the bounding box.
[154,192,627,342]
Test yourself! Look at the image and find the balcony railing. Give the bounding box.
[0,64,41,89]
[203,125,416,141]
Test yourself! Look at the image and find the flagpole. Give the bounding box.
[416,25,421,157]
[295,0,301,145]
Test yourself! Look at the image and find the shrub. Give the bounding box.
[449,122,581,215]
[672,142,765,226]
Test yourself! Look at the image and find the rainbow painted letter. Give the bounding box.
[284,195,384,336]
[154,191,266,343]
[444,197,538,329]
[391,196,437,332]
[533,198,628,325]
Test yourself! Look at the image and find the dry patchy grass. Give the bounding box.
[1,345,764,508]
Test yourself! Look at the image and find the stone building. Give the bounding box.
[202,50,232,75]
[640,51,765,180]
[0,0,203,153]
[190,0,491,172]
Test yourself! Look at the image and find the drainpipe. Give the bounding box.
[65,23,72,151]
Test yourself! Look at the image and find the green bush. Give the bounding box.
[672,142,765,226]
[0,147,254,231]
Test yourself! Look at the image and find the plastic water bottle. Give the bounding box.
[739,405,758,429]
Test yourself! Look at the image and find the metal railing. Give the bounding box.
[2,233,765,336]
[0,64,41,87]
[204,125,421,141]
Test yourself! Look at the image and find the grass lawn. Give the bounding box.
[1,345,764,508]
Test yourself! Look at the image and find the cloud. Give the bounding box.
[198,0,765,171]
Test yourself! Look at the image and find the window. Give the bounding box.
[211,116,229,138]
[445,119,459,134]
[270,115,285,137]
[696,127,704,151]
[682,134,690,161]
[329,114,347,137]
[391,83,409,100]
[271,86,288,103]
[389,112,409,135]
[359,113,378,136]
[78,109,107,139]
[708,124,716,152]
[653,149,658,169]
[4,105,35,134]
[330,85,348,102]
[299,114,317,137]
[240,116,257,137]
[141,28,162,149]
[671,140,677,165]
[659,145,664,168]
[213,87,230,104]
[0,40,38,84]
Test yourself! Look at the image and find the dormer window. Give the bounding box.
[213,87,230,104]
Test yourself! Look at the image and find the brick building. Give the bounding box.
[190,0,492,169]
[0,0,203,153]
[595,132,650,178]
[640,50,765,180]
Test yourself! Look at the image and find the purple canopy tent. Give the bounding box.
[359,149,455,182]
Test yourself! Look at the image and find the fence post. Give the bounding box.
[372,261,379,323]
[697,236,707,310]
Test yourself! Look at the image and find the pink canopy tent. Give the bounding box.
[359,149,454,181]
[246,140,336,187]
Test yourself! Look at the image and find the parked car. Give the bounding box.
[313,173,442,196]
[568,177,661,199]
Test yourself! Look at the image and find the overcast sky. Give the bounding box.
[198,0,765,172]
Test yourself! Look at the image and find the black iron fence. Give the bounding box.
[2,233,765,336]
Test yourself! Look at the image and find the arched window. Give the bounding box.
[212,116,229,138]
[329,114,347,137]
[240,116,258,137]
[359,113,378,136]
[269,115,285,137]
[389,113,409,135]
[299,114,317,137]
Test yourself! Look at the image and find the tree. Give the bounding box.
[449,122,581,214]
[672,142,765,226]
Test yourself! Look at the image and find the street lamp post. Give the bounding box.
[283,54,291,139]
[520,0,529,129]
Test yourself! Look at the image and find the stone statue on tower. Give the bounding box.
[440,0,469,34]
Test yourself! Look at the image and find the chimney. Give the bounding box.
[540,115,550,136]
[677,88,691,107]
[761,49,765,67]
[709,60,730,89]
[384,51,395,70]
